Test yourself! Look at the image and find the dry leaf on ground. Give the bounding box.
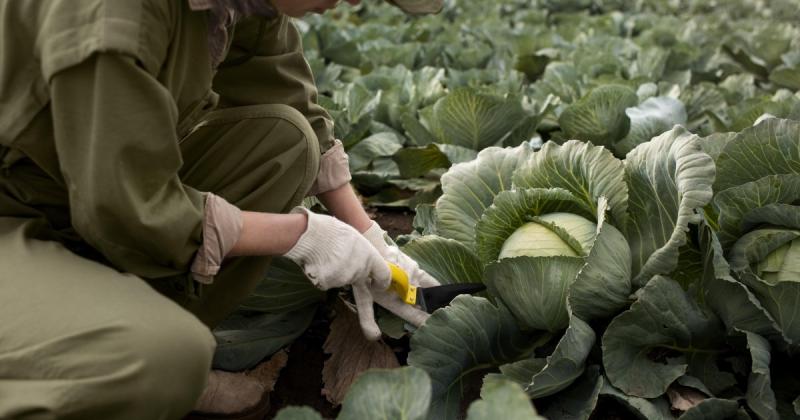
[321,300,400,405]
[667,385,708,411]
[194,351,289,414]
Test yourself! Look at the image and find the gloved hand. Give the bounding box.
[362,221,440,327]
[283,207,391,340]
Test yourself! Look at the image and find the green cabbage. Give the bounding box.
[498,213,597,259]
[408,129,718,416]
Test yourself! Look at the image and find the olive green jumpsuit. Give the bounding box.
[0,1,336,418]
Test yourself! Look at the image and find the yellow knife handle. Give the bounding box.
[387,262,417,305]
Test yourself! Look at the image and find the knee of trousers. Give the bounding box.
[245,104,321,212]
[96,308,216,417]
[194,104,321,213]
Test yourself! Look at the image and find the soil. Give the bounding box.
[264,317,339,419]
[368,207,415,239]
[589,398,641,420]
[264,317,413,419]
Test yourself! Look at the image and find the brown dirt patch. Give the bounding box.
[368,208,414,239]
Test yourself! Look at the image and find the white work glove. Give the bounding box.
[283,207,391,340]
[362,221,440,327]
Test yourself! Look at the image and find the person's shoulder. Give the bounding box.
[33,0,181,79]
[31,0,178,32]
[40,0,181,34]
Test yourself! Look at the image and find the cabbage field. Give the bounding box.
[213,1,800,418]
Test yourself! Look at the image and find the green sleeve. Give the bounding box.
[212,14,336,153]
[50,53,205,280]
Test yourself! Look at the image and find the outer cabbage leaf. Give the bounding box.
[240,258,326,313]
[541,366,673,420]
[475,188,594,264]
[403,111,438,146]
[698,223,787,345]
[558,85,638,150]
[684,354,737,397]
[329,83,382,148]
[615,96,688,157]
[513,140,628,228]
[408,296,538,420]
[212,307,315,371]
[271,368,433,420]
[714,118,800,192]
[679,83,727,133]
[485,256,585,332]
[306,56,342,95]
[351,157,401,192]
[678,399,741,420]
[714,174,800,249]
[314,22,361,68]
[602,276,727,398]
[729,229,800,345]
[392,143,478,179]
[771,65,800,90]
[437,145,534,250]
[401,235,484,286]
[491,316,595,398]
[412,204,437,235]
[631,47,670,81]
[360,65,446,130]
[532,62,583,104]
[359,39,419,71]
[437,144,480,164]
[571,37,631,79]
[699,132,737,162]
[504,96,554,147]
[541,0,592,12]
[598,380,673,420]
[466,379,545,420]
[491,358,545,391]
[541,366,603,420]
[420,88,527,150]
[624,126,715,286]
[727,96,800,133]
[348,132,404,172]
[274,407,324,420]
[743,331,779,420]
[569,197,632,320]
[393,144,451,178]
[337,367,431,420]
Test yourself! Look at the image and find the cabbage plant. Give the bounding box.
[708,118,800,348]
[403,126,717,418]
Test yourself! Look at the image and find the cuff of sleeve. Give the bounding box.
[308,140,352,196]
[191,193,243,284]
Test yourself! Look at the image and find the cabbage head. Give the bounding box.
[755,237,800,284]
[711,118,800,346]
[410,128,714,332]
[499,213,597,259]
[489,211,604,332]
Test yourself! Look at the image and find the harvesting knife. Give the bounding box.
[386,262,485,313]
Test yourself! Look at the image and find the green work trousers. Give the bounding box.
[0,104,320,420]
